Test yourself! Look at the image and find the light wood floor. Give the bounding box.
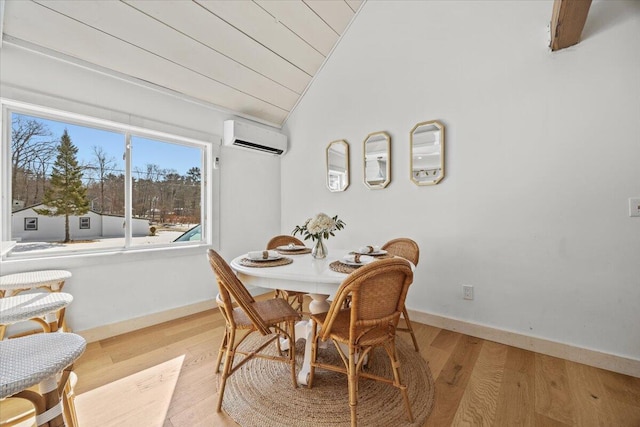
[5,294,639,427]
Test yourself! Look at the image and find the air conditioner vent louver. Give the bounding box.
[223,119,287,156]
[233,139,284,155]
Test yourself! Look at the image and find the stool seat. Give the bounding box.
[0,333,86,399]
[0,293,73,326]
[0,270,72,294]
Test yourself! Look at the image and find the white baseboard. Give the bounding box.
[408,309,640,378]
[76,296,639,378]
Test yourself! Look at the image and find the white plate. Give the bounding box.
[277,245,306,251]
[355,249,387,256]
[248,255,282,261]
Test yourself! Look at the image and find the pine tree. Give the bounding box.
[35,129,90,242]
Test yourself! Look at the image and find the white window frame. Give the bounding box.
[1,99,214,259]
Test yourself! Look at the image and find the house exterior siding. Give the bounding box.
[12,205,149,241]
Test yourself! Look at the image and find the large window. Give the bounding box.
[3,104,209,256]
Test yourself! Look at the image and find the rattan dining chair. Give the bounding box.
[267,235,306,313]
[308,258,414,427]
[381,238,421,352]
[207,249,301,412]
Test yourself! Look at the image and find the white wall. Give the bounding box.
[102,214,148,237]
[282,0,640,361]
[0,43,281,332]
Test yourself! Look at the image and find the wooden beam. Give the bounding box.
[550,0,592,51]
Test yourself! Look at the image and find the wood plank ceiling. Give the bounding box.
[2,0,363,127]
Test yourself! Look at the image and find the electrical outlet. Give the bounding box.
[463,285,474,300]
[630,198,640,217]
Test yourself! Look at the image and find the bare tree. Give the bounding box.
[186,167,201,222]
[11,115,54,204]
[88,146,117,213]
[133,163,161,219]
[29,145,56,205]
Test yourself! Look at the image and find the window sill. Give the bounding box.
[1,241,17,257]
[1,242,212,269]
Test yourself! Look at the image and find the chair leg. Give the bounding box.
[384,341,413,423]
[402,306,420,352]
[295,293,304,313]
[216,329,235,412]
[288,320,298,388]
[307,320,318,389]
[276,324,283,355]
[348,346,358,427]
[62,372,79,427]
[215,331,228,374]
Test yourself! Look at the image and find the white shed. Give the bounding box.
[11,205,149,241]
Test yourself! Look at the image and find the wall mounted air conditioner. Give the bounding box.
[223,119,288,156]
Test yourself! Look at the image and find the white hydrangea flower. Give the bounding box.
[307,213,335,236]
[293,212,344,241]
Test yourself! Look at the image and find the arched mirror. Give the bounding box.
[410,120,445,186]
[363,131,391,189]
[326,139,350,192]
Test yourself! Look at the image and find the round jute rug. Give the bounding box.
[221,335,435,427]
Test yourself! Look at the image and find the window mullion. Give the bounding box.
[124,134,132,248]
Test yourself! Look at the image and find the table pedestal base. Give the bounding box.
[276,293,331,385]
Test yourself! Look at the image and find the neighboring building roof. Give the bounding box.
[11,204,147,220]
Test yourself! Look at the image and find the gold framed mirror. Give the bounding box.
[363,131,391,189]
[410,120,445,186]
[326,139,350,192]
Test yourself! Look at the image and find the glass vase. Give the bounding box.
[311,235,328,259]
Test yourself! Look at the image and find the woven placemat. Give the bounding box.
[239,257,293,268]
[329,260,361,274]
[277,248,312,255]
[221,335,434,427]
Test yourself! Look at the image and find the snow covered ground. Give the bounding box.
[11,230,187,255]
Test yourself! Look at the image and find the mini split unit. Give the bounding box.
[223,119,288,156]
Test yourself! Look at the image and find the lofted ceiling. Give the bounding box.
[1,0,363,127]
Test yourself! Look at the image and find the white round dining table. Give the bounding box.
[231,249,351,311]
[230,249,355,384]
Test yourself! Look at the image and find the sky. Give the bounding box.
[14,112,201,178]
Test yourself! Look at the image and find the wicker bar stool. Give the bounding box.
[381,238,421,352]
[0,270,73,334]
[266,235,306,313]
[0,293,73,340]
[0,373,78,427]
[0,271,72,297]
[0,293,79,427]
[0,333,86,427]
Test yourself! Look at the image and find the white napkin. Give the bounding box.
[247,250,280,260]
[357,245,380,254]
[343,254,375,264]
